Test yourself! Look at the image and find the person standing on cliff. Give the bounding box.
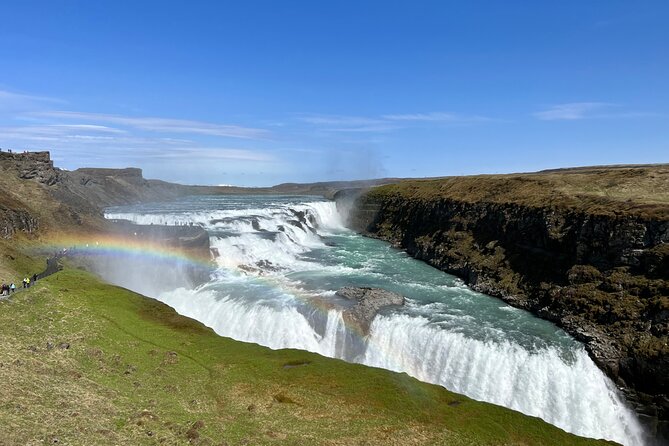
[10,282,15,293]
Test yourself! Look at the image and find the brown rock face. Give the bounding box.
[338,185,669,437]
[0,206,39,239]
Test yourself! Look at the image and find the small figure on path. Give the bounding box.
[10,283,15,293]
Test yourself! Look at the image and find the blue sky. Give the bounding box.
[0,1,667,186]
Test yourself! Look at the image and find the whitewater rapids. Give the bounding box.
[105,195,646,445]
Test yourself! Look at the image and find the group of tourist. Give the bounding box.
[1,274,38,297]
[1,282,15,296]
[0,148,31,154]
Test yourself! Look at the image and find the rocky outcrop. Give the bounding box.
[335,286,405,334]
[0,151,61,184]
[0,205,39,238]
[339,185,669,436]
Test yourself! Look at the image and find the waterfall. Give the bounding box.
[103,196,646,446]
[364,314,643,444]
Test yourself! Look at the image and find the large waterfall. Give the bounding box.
[105,195,645,446]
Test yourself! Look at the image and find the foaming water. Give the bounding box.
[104,195,646,445]
[364,315,639,442]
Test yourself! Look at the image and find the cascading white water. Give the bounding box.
[364,314,641,443]
[104,195,646,446]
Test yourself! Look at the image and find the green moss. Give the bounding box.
[567,265,603,285]
[0,268,612,445]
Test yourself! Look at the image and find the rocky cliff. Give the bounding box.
[0,151,194,237]
[338,165,669,434]
[67,167,188,206]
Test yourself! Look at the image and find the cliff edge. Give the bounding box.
[340,164,669,435]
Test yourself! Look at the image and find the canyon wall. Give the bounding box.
[337,168,669,430]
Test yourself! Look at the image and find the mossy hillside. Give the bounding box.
[0,268,611,445]
[367,164,669,218]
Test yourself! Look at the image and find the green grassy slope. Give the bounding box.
[0,268,612,445]
[0,237,44,285]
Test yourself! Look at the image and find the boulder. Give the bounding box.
[335,287,405,334]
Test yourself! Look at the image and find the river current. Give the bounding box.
[104,195,645,445]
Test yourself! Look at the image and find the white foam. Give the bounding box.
[107,199,646,445]
[363,314,644,445]
[159,287,348,356]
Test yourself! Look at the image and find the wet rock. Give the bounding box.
[251,219,264,231]
[256,260,278,271]
[335,287,405,334]
[289,209,317,233]
[290,209,308,225]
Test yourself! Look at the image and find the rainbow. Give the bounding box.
[35,231,421,387]
[39,233,214,271]
[37,232,374,339]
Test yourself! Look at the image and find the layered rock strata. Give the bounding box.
[337,180,669,435]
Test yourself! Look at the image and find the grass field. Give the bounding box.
[0,265,613,445]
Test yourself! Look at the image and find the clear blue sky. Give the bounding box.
[1,1,667,186]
